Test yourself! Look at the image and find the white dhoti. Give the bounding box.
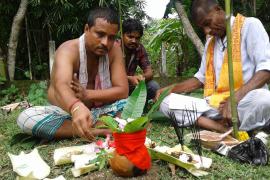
[159,89,270,131]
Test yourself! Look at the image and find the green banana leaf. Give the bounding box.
[99,116,121,132]
[147,85,174,117]
[148,148,208,177]
[121,80,147,120]
[124,116,149,133]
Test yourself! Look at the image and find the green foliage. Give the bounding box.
[123,116,148,133]
[0,76,6,85]
[27,81,48,105]
[101,81,171,133]
[121,80,147,120]
[182,67,197,78]
[99,116,121,132]
[89,149,112,170]
[147,86,173,117]
[0,0,147,80]
[3,110,270,179]
[10,133,41,149]
[0,84,23,106]
[148,19,184,52]
[148,148,195,170]
[143,18,200,77]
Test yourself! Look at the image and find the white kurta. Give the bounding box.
[194,16,270,89]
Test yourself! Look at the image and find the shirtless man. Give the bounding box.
[17,7,128,141]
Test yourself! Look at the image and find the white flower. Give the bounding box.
[114,117,128,130]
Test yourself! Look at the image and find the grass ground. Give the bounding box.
[1,109,270,180]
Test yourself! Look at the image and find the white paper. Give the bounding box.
[168,93,211,112]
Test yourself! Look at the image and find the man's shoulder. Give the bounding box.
[243,16,263,28]
[57,38,79,53]
[54,38,80,70]
[137,43,146,50]
[135,43,147,56]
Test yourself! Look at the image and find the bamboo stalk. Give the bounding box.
[117,0,125,58]
[225,0,239,139]
[25,15,33,80]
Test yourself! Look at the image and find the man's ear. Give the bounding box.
[84,24,89,32]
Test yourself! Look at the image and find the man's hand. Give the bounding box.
[218,99,232,126]
[70,73,86,101]
[128,75,145,86]
[71,102,95,141]
[154,86,171,102]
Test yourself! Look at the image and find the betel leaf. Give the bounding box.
[99,116,120,132]
[124,116,149,133]
[147,85,174,118]
[121,80,147,120]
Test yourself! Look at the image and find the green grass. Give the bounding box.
[1,85,270,179]
[1,109,270,180]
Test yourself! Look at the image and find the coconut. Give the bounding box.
[109,151,146,177]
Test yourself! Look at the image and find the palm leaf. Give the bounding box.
[147,85,174,118]
[99,116,120,132]
[121,80,147,120]
[123,116,148,133]
[148,148,208,177]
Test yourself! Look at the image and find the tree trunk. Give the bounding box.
[25,15,33,80]
[7,0,28,80]
[174,1,204,57]
[175,46,183,76]
[160,42,167,77]
[0,47,7,80]
[49,40,55,75]
[253,0,256,16]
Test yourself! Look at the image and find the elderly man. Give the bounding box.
[17,7,128,141]
[157,0,270,133]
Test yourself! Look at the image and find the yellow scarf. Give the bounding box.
[204,14,245,108]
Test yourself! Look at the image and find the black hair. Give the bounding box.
[191,0,219,23]
[122,18,144,37]
[87,7,119,28]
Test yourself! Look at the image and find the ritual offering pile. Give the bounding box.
[99,80,166,177]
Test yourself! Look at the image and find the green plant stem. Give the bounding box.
[225,0,239,139]
[118,0,125,58]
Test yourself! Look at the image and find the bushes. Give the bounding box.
[0,84,23,106]
[27,81,48,106]
[0,81,48,107]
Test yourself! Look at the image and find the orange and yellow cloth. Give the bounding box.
[204,14,245,108]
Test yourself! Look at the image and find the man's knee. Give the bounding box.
[146,80,160,99]
[238,89,270,131]
[147,80,160,91]
[242,89,270,110]
[17,107,37,135]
